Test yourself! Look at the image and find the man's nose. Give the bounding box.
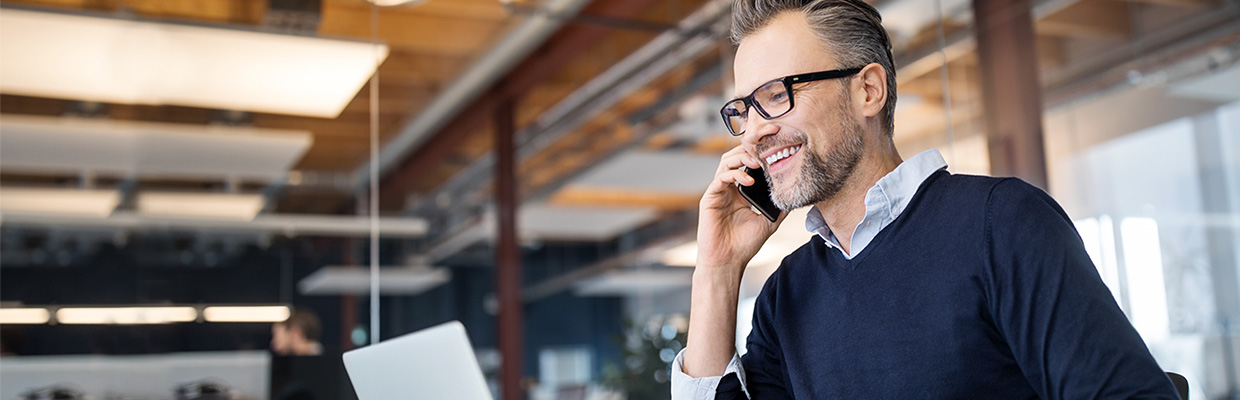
[740,108,778,148]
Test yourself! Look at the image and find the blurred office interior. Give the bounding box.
[0,0,1238,399]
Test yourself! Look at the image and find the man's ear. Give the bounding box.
[856,63,888,119]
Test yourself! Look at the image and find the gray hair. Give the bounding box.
[731,0,897,136]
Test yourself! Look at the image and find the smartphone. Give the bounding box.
[737,166,780,222]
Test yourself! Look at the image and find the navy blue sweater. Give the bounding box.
[722,171,1179,399]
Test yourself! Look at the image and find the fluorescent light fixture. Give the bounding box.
[570,151,720,195]
[136,192,265,220]
[0,115,312,182]
[0,308,51,324]
[0,9,387,118]
[299,266,451,295]
[0,187,120,217]
[518,204,660,241]
[203,306,290,323]
[56,306,198,324]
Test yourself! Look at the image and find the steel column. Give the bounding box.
[494,97,524,400]
[972,0,1048,189]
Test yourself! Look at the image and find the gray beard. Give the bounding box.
[768,112,865,211]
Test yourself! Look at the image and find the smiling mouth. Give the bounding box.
[765,145,802,166]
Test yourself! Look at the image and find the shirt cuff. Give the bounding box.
[670,348,748,400]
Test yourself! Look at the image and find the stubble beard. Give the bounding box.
[768,105,865,211]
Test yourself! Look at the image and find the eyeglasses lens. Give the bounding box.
[721,80,792,136]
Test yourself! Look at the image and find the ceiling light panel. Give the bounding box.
[0,308,51,324]
[569,151,721,195]
[0,187,121,217]
[0,115,312,182]
[0,8,388,118]
[55,306,198,324]
[136,192,265,221]
[203,306,290,323]
[299,266,451,296]
[517,204,660,241]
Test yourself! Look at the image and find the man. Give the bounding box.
[271,309,323,356]
[671,0,1180,398]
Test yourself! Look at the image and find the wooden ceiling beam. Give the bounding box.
[1036,36,1067,72]
[376,0,667,210]
[253,115,403,136]
[1036,0,1131,39]
[1122,0,1214,8]
[0,95,67,116]
[493,0,667,98]
[376,53,472,86]
[2,0,266,24]
[319,7,506,56]
[322,0,511,21]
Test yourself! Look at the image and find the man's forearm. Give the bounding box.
[683,267,744,377]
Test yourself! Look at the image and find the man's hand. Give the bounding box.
[683,145,785,378]
[697,145,785,272]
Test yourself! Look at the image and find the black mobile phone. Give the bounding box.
[737,166,780,222]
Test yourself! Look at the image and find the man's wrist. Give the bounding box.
[692,266,744,292]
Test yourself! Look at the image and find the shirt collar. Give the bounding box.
[804,149,948,256]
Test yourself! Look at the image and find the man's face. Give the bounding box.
[734,12,865,210]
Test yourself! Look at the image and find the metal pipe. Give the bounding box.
[354,0,594,189]
[408,0,732,244]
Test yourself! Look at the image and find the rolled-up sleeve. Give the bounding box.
[670,349,748,400]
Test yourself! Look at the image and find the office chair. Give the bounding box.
[1166,372,1189,400]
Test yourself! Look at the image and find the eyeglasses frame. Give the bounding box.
[720,66,865,136]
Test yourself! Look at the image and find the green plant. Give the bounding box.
[602,316,687,400]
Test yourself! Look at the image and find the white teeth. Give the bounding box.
[765,145,801,165]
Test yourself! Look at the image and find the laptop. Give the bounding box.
[342,321,493,400]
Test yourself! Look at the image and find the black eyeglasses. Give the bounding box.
[719,67,863,136]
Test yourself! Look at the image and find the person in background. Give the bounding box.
[269,308,353,400]
[672,0,1181,398]
[271,309,323,356]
